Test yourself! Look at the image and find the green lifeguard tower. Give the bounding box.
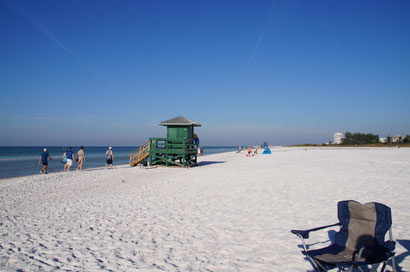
[129,116,201,167]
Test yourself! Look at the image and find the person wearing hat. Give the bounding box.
[105,146,114,169]
[39,148,52,174]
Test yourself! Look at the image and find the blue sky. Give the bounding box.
[1,0,409,146]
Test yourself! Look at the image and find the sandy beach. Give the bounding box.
[0,147,409,271]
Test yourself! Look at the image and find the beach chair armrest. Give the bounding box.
[291,229,311,239]
[290,223,341,253]
[291,222,341,239]
[383,240,396,252]
[354,241,396,263]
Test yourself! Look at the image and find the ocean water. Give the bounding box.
[0,146,237,179]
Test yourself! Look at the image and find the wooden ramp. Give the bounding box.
[129,141,150,167]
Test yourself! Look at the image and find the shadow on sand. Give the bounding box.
[199,161,226,166]
[395,239,410,272]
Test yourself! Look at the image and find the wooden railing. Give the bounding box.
[148,138,198,167]
[129,141,150,167]
[149,138,196,152]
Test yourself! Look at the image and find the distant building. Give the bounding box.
[334,132,343,144]
[388,135,401,143]
[379,137,387,144]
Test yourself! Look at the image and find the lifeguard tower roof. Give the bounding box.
[159,116,201,127]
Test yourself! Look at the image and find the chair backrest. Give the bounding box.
[334,200,392,251]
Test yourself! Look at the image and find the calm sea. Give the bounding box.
[0,146,237,179]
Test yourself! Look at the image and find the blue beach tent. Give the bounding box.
[262,148,271,154]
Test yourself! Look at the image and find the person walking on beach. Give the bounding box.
[247,146,252,156]
[61,149,68,171]
[65,147,74,171]
[39,148,52,174]
[77,146,85,171]
[106,146,114,169]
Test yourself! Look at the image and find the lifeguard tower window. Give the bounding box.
[168,126,192,140]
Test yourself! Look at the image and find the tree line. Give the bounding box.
[341,132,410,145]
[342,132,379,145]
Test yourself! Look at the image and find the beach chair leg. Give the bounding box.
[369,263,380,272]
[295,235,328,271]
[380,257,396,272]
[307,256,328,272]
[389,228,397,272]
[390,255,396,272]
[380,262,387,272]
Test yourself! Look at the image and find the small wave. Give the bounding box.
[0,157,37,161]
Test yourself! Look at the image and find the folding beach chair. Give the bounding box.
[291,200,396,272]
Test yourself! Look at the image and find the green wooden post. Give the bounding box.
[149,140,152,166]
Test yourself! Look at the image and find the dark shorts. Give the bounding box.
[106,159,113,164]
[42,162,48,166]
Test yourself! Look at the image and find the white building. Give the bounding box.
[379,137,387,144]
[334,132,343,144]
[389,135,401,143]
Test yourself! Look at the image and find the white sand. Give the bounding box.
[0,147,409,271]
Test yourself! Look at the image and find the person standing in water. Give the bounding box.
[106,146,114,169]
[61,149,68,171]
[39,148,52,174]
[65,147,74,171]
[77,146,85,171]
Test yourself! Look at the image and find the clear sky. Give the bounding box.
[1,0,409,146]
